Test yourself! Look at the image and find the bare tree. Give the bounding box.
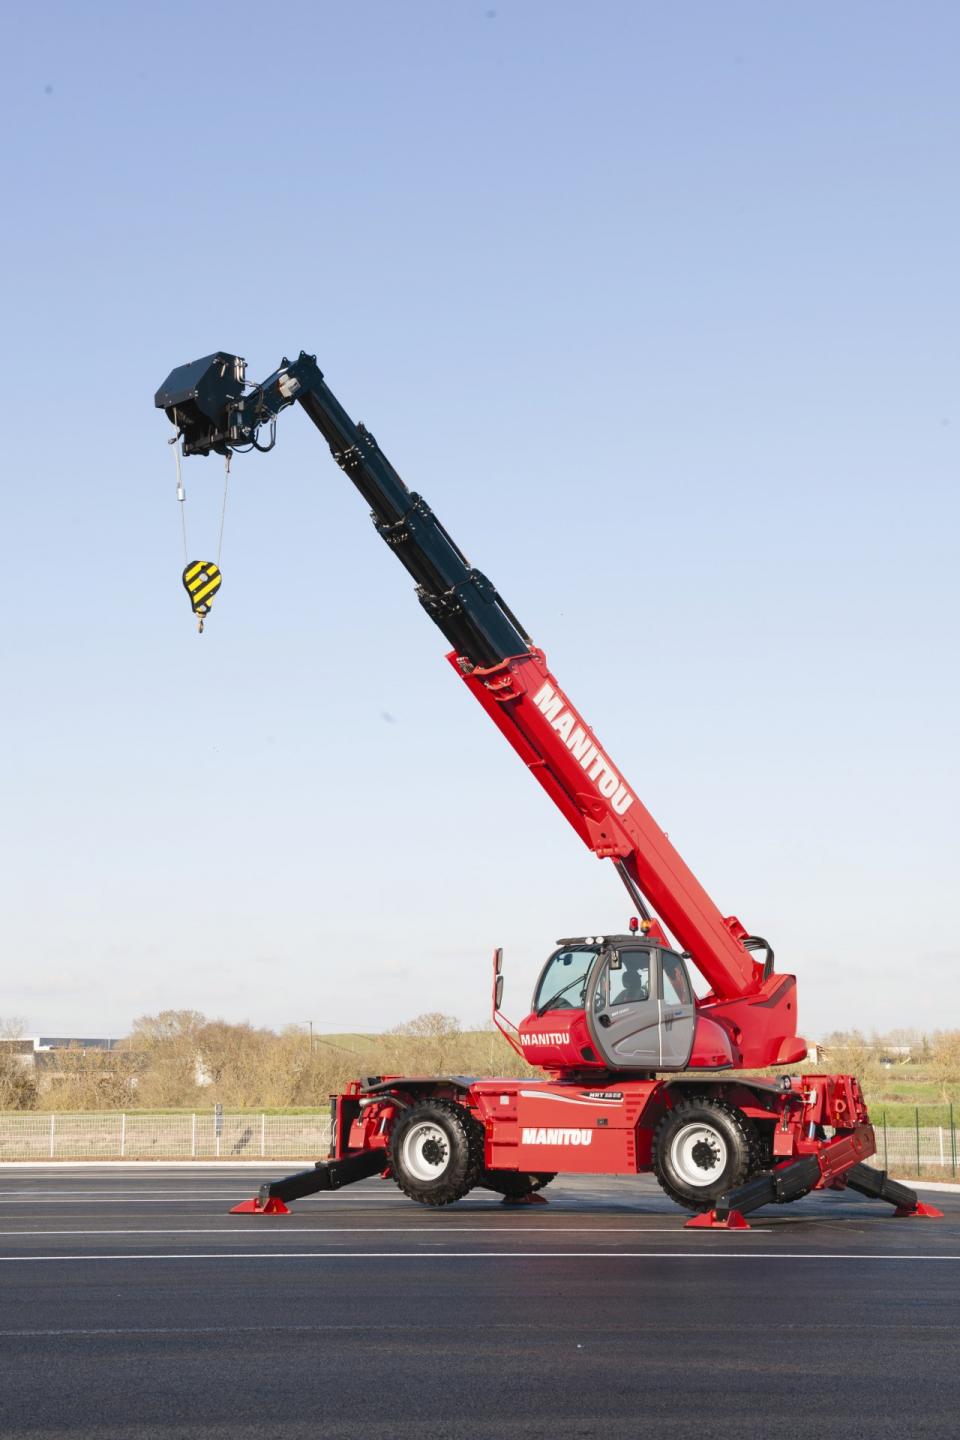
[818,1030,882,1087]
[0,1017,38,1110]
[928,1031,960,1103]
[388,1012,462,1074]
[37,1047,138,1112]
[127,1010,207,1107]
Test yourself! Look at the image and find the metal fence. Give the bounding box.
[0,1108,956,1174]
[0,1111,331,1161]
[873,1111,958,1176]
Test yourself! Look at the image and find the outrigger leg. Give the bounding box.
[685,1155,822,1231]
[841,1162,944,1218]
[684,1156,944,1230]
[230,1150,385,1214]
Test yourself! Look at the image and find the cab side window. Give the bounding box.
[661,953,692,1006]
[609,950,652,1006]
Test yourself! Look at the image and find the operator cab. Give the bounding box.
[528,936,696,1071]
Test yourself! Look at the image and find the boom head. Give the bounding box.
[155,353,247,456]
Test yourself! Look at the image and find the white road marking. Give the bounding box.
[0,1162,318,1170]
[0,1190,394,1199]
[0,1251,954,1263]
[0,1198,653,1209]
[0,1225,769,1236]
[2,1317,955,1340]
[0,1194,338,1203]
[0,1323,535,1338]
[0,1189,291,1197]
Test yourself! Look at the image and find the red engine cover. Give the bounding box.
[517,1010,605,1072]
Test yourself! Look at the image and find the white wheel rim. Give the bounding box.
[670,1123,728,1187]
[400,1121,450,1184]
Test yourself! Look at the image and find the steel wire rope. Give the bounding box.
[217,451,230,566]
[170,435,188,563]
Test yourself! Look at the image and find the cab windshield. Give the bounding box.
[534,947,599,1015]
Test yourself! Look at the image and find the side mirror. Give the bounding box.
[492,947,505,1014]
[488,947,526,1062]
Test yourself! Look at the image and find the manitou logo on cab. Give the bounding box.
[521,1128,593,1146]
[531,683,635,816]
[522,1033,568,1047]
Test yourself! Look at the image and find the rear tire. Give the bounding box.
[388,1098,484,1207]
[653,1098,759,1212]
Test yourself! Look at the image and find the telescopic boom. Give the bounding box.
[156,351,803,1061]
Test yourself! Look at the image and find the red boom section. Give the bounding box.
[452,647,766,1004]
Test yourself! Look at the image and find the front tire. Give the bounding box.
[653,1098,759,1212]
[388,1098,484,1207]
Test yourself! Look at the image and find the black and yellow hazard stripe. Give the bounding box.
[182,560,222,615]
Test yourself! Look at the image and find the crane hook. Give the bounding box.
[182,561,223,634]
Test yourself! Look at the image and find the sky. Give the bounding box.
[0,1,957,1042]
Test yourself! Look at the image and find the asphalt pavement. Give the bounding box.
[0,1164,957,1440]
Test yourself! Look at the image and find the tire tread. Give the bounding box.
[653,1097,761,1212]
[389,1097,485,1207]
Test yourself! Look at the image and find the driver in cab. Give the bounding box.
[611,951,650,1006]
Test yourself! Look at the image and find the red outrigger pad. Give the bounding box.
[229,1196,291,1215]
[893,1200,944,1218]
[684,1208,751,1231]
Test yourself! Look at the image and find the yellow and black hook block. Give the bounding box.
[182,561,222,632]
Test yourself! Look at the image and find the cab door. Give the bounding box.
[658,950,695,1069]
[587,947,662,1069]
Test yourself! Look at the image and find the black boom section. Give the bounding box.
[295,364,531,667]
[155,350,531,669]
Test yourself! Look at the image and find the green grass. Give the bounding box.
[868,1081,954,1104]
[889,1165,959,1182]
[869,1102,957,1128]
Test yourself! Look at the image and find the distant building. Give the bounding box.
[0,1039,36,1073]
[0,1036,128,1092]
[815,1040,915,1064]
[29,1037,122,1052]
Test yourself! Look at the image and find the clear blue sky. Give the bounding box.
[1,2,957,1041]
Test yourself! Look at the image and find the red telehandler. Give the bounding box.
[156,351,939,1228]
